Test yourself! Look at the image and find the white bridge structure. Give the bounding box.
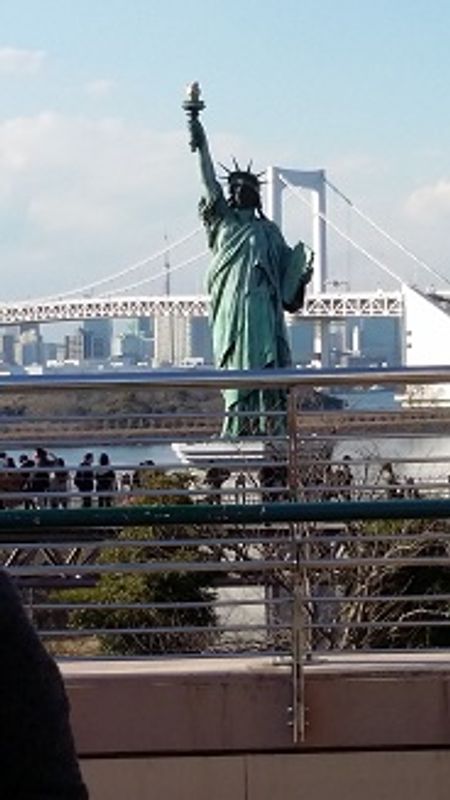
[1,165,449,369]
[0,291,403,325]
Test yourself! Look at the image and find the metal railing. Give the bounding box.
[1,366,450,740]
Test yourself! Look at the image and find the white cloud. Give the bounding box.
[0,111,209,299]
[404,179,450,221]
[85,79,116,98]
[0,46,45,75]
[4,112,421,300]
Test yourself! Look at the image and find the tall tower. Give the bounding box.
[266,166,329,365]
[164,234,174,365]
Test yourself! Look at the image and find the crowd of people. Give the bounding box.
[0,448,118,509]
[308,458,422,502]
[0,446,427,510]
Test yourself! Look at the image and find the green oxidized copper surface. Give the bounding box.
[186,98,313,436]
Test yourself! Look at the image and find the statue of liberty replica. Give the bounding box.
[184,83,314,437]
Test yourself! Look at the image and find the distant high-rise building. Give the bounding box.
[287,319,315,365]
[16,323,43,366]
[119,333,153,364]
[190,316,213,364]
[357,318,401,366]
[82,319,113,361]
[154,315,190,366]
[65,330,84,362]
[137,316,153,338]
[43,342,59,363]
[0,333,16,365]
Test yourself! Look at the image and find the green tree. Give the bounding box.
[52,471,218,656]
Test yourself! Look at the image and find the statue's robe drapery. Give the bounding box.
[200,189,311,435]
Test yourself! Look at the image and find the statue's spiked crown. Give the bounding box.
[220,159,265,194]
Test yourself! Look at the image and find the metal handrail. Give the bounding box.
[1,498,450,529]
[1,365,450,745]
[0,364,449,391]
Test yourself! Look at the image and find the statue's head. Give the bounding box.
[228,171,260,209]
[221,160,264,211]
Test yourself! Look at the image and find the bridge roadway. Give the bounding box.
[0,290,403,324]
[65,652,450,800]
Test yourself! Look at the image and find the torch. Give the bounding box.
[183,81,205,151]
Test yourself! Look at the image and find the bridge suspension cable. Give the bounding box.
[279,174,404,286]
[32,226,202,303]
[325,177,450,290]
[103,249,208,295]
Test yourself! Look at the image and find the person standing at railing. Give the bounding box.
[378,461,402,500]
[19,453,36,509]
[0,569,89,798]
[0,457,23,509]
[95,452,116,507]
[74,453,94,508]
[32,447,57,508]
[50,457,70,509]
[185,83,314,436]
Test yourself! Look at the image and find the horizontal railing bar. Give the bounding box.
[299,432,450,441]
[306,620,450,630]
[0,462,290,476]
[0,365,447,392]
[3,529,450,551]
[300,593,450,604]
[26,598,290,610]
[8,555,450,576]
[1,498,450,529]
[10,406,446,423]
[20,591,450,608]
[298,485,450,496]
[7,559,289,576]
[0,410,281,425]
[303,647,450,657]
[300,556,450,568]
[0,482,449,503]
[294,456,450,466]
[0,534,293,549]
[39,622,288,636]
[10,403,449,424]
[294,531,450,544]
[53,651,292,663]
[0,411,226,424]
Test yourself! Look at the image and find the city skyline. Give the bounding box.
[1,2,450,301]
[0,312,401,374]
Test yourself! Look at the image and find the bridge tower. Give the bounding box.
[266,167,329,366]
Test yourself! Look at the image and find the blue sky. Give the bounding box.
[1,0,450,301]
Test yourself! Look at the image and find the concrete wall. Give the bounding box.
[81,751,450,800]
[64,656,450,755]
[63,656,450,799]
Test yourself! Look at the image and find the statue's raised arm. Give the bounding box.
[183,82,221,204]
[187,116,222,203]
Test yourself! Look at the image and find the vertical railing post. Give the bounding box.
[287,387,307,743]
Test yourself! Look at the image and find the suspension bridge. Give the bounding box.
[1,168,449,365]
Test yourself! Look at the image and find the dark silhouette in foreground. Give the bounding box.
[0,570,88,799]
